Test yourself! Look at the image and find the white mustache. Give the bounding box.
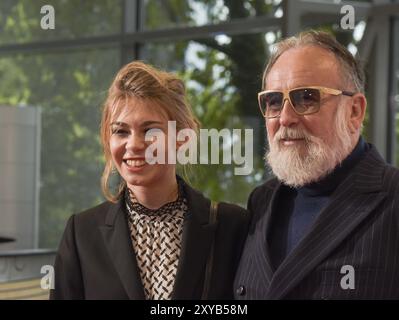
[273,127,311,142]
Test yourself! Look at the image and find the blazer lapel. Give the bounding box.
[172,182,216,299]
[99,200,145,300]
[255,180,281,287]
[268,146,388,299]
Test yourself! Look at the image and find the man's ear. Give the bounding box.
[348,93,367,134]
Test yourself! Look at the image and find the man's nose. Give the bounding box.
[126,133,146,152]
[279,98,300,127]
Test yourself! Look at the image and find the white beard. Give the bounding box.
[266,105,354,187]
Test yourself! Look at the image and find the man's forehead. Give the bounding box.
[265,47,341,89]
[266,71,341,91]
[266,70,323,84]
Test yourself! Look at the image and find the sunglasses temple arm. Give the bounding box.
[342,90,355,96]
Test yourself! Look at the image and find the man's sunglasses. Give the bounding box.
[258,86,355,118]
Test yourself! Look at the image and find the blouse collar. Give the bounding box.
[125,178,186,216]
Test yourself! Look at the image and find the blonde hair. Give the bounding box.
[100,61,200,202]
[263,30,365,93]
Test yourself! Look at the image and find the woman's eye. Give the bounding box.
[144,127,162,133]
[112,128,128,135]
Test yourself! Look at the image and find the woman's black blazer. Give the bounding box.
[50,180,249,299]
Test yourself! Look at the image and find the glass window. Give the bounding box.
[140,32,281,204]
[143,0,281,30]
[396,93,399,166]
[0,0,122,45]
[394,19,399,166]
[0,49,120,248]
[2,0,389,252]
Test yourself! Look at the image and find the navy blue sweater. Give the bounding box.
[268,137,367,269]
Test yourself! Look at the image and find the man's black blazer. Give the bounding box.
[234,144,399,299]
[50,180,249,299]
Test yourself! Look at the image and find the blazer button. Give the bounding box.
[236,285,246,296]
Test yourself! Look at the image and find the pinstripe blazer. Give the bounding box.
[234,144,399,299]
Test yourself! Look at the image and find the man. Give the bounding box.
[234,30,399,299]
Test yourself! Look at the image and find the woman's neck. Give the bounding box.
[128,175,179,210]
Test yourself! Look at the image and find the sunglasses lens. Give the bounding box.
[260,92,283,117]
[289,88,320,114]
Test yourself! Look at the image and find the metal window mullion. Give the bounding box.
[298,0,371,19]
[121,0,141,65]
[0,15,282,56]
[389,17,399,165]
[368,16,391,161]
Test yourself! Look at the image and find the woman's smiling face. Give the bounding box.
[109,97,176,189]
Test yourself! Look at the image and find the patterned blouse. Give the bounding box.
[124,184,188,300]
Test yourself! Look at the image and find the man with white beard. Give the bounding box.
[234,30,399,300]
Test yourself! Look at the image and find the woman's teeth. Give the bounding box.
[126,159,146,167]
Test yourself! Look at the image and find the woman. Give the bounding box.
[50,61,249,300]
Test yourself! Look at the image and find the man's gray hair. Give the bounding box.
[262,30,365,93]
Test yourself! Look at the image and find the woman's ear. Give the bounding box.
[348,93,367,134]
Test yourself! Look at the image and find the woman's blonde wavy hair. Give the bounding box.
[100,61,200,203]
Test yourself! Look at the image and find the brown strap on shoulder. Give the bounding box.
[201,200,218,300]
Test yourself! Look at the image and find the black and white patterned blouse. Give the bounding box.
[125,184,188,300]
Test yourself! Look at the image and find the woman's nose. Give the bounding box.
[125,133,146,152]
